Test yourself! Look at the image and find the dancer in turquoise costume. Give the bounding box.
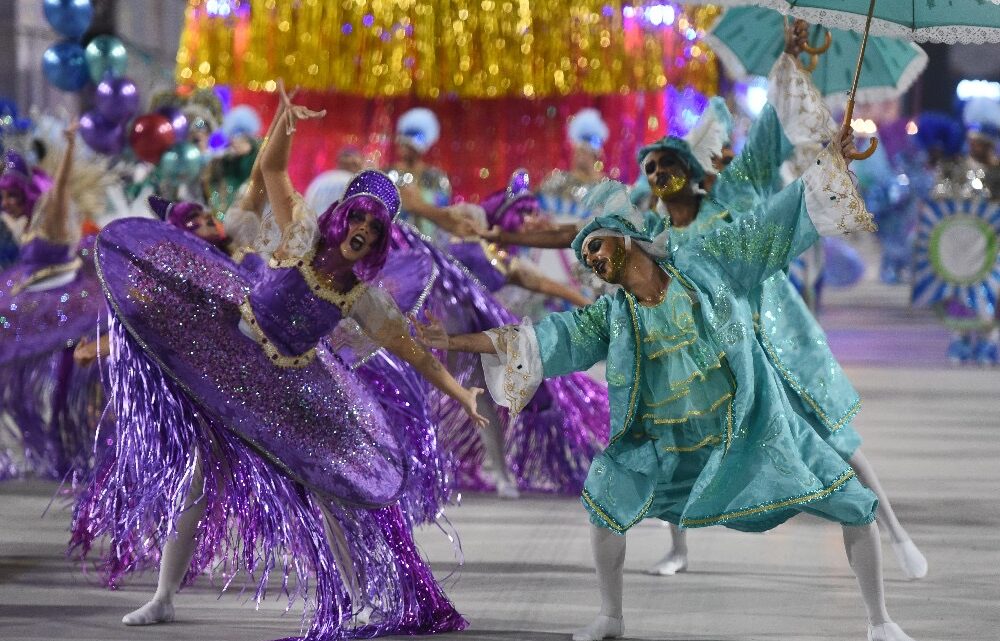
[418,128,919,641]
[636,38,926,581]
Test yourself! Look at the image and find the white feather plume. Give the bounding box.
[683,102,729,176]
[222,105,262,139]
[963,97,1000,131]
[568,108,609,149]
[396,108,441,153]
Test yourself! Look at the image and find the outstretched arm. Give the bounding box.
[350,290,488,426]
[379,329,488,427]
[507,261,591,307]
[696,126,873,293]
[399,185,484,237]
[258,83,326,234]
[35,122,78,243]
[480,223,580,249]
[412,311,497,353]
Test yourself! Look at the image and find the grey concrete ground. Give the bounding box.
[1,277,998,641]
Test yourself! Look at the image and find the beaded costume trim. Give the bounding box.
[608,293,643,446]
[9,257,83,296]
[238,298,317,369]
[582,488,656,534]
[269,247,368,315]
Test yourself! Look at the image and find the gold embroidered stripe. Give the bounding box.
[668,354,725,390]
[648,336,698,359]
[663,433,721,453]
[680,468,857,528]
[581,488,655,534]
[644,392,733,424]
[9,258,83,296]
[644,329,694,343]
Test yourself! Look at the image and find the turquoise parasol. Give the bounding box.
[706,6,928,106]
[758,0,1000,44]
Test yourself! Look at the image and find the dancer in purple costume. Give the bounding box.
[446,170,592,309]
[390,192,610,500]
[70,94,484,639]
[0,123,106,481]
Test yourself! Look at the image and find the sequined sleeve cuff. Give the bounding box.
[767,53,839,148]
[480,320,543,416]
[801,146,876,235]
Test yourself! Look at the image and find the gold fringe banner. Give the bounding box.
[176,1,718,99]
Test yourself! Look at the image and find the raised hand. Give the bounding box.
[276,80,325,134]
[410,310,450,350]
[460,387,489,429]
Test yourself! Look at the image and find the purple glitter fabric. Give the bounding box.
[0,237,105,364]
[72,218,466,638]
[393,224,610,494]
[70,317,466,639]
[0,235,107,480]
[95,218,406,507]
[446,242,508,293]
[353,350,455,526]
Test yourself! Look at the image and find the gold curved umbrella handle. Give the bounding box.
[802,31,833,56]
[804,54,819,72]
[848,136,879,161]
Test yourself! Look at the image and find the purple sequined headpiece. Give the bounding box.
[339,170,400,220]
[480,169,538,233]
[148,195,205,229]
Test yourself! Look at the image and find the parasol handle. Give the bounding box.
[843,95,879,160]
[843,0,879,161]
[802,31,832,56]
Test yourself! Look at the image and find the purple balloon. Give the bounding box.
[156,106,188,142]
[94,76,139,122]
[80,109,125,155]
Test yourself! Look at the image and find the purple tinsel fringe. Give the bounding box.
[0,347,104,482]
[70,314,465,640]
[351,350,455,527]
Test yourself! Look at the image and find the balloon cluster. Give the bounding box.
[40,0,203,177]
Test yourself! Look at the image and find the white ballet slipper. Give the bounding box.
[495,478,520,499]
[868,620,916,641]
[646,551,688,576]
[122,599,175,626]
[891,539,928,580]
[572,615,624,641]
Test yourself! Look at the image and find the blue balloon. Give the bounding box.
[43,0,93,39]
[42,41,90,91]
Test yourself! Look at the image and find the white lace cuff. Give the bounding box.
[480,320,543,415]
[767,53,839,148]
[801,146,876,235]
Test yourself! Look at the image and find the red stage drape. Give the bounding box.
[232,89,671,200]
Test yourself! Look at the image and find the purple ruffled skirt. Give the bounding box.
[0,237,106,480]
[71,221,465,639]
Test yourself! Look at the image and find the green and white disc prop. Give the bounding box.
[912,198,1000,325]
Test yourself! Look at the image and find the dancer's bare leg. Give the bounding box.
[842,522,917,641]
[573,525,625,641]
[849,450,927,579]
[122,455,205,625]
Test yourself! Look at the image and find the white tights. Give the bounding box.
[582,521,916,640]
[651,448,926,580]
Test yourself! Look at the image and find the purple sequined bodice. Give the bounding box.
[247,265,346,357]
